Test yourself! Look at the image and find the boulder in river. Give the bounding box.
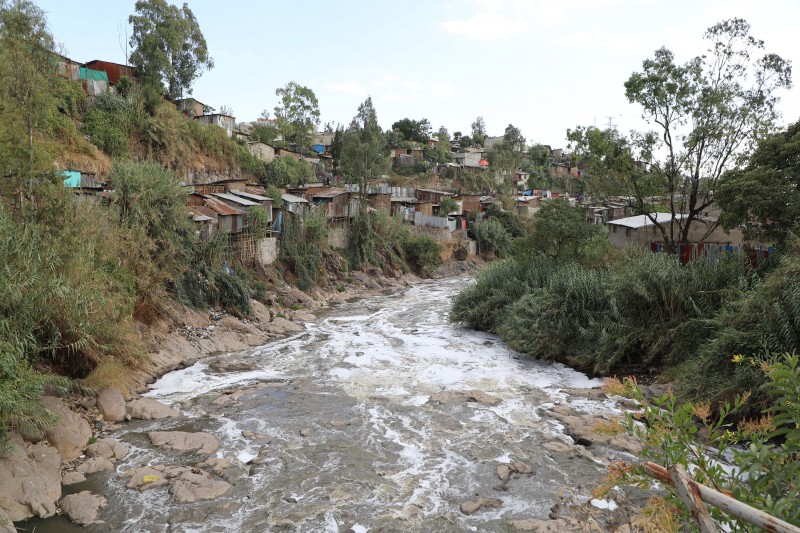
[428,389,502,406]
[76,456,115,474]
[547,404,641,455]
[59,491,107,526]
[147,431,219,454]
[126,398,180,420]
[62,472,87,486]
[41,397,92,461]
[507,517,582,531]
[169,470,232,503]
[0,508,16,533]
[96,388,127,422]
[85,438,129,463]
[0,434,61,521]
[459,495,503,515]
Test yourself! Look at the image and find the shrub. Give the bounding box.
[473,217,509,257]
[403,236,442,277]
[619,353,800,530]
[280,211,327,291]
[348,209,409,273]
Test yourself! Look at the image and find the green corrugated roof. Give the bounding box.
[79,67,108,82]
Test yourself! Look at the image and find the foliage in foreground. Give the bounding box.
[614,353,800,531]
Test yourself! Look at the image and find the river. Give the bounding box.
[22,276,631,532]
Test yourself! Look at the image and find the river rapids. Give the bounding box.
[25,276,634,532]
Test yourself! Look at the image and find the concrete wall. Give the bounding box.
[327,222,350,249]
[256,237,278,265]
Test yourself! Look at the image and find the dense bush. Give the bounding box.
[280,210,328,291]
[402,235,442,277]
[472,217,509,257]
[348,209,409,273]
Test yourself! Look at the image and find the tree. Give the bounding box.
[570,19,792,252]
[390,118,431,143]
[341,97,388,193]
[273,81,320,155]
[0,0,59,193]
[250,123,280,145]
[263,156,313,187]
[128,0,213,100]
[433,126,452,165]
[716,119,800,245]
[503,124,526,153]
[513,199,602,260]
[471,116,486,145]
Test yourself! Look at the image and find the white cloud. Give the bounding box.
[430,82,456,98]
[441,9,527,40]
[325,81,367,95]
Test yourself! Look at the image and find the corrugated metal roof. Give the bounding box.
[311,188,348,199]
[232,191,272,202]
[204,197,246,216]
[211,192,259,206]
[608,213,686,229]
[282,193,309,204]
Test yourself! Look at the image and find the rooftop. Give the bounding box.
[608,213,688,229]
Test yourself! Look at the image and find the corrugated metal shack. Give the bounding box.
[231,190,273,223]
[311,188,351,219]
[203,196,246,234]
[84,60,136,86]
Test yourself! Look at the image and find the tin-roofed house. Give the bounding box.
[196,114,235,138]
[203,196,247,234]
[187,206,218,241]
[310,188,351,220]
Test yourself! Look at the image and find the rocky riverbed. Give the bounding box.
[3,267,648,532]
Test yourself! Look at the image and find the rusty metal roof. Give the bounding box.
[282,193,309,204]
[204,197,245,216]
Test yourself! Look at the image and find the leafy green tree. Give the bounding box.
[503,124,526,153]
[390,117,431,143]
[570,19,792,252]
[439,195,459,216]
[433,126,452,165]
[341,97,388,194]
[273,81,320,155]
[264,156,312,187]
[250,122,280,145]
[716,119,800,245]
[471,116,486,145]
[0,0,59,194]
[128,0,213,99]
[513,199,603,260]
[330,124,344,173]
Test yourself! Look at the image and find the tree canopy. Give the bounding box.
[390,117,431,143]
[273,81,320,154]
[128,0,213,99]
[568,18,792,251]
[341,97,388,191]
[471,116,486,145]
[716,119,800,245]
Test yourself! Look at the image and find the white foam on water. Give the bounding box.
[351,525,369,533]
[143,362,286,402]
[591,498,619,510]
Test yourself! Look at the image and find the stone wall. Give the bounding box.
[410,225,452,242]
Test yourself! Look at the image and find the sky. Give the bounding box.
[36,0,800,148]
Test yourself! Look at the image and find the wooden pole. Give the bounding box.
[669,464,718,533]
[644,462,800,533]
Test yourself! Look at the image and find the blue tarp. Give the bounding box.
[62,170,81,188]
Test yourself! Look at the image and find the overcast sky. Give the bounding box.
[37,0,800,148]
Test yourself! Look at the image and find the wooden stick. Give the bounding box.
[669,464,718,533]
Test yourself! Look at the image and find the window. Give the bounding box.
[625,227,632,237]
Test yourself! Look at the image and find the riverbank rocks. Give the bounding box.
[121,464,232,503]
[459,496,503,515]
[96,388,127,422]
[169,470,232,503]
[496,460,535,482]
[62,472,87,485]
[547,404,641,455]
[507,517,583,531]
[428,389,502,406]
[59,491,107,526]
[147,431,219,454]
[0,434,61,521]
[42,397,92,461]
[86,438,129,463]
[0,509,16,533]
[127,398,180,420]
[76,457,115,474]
